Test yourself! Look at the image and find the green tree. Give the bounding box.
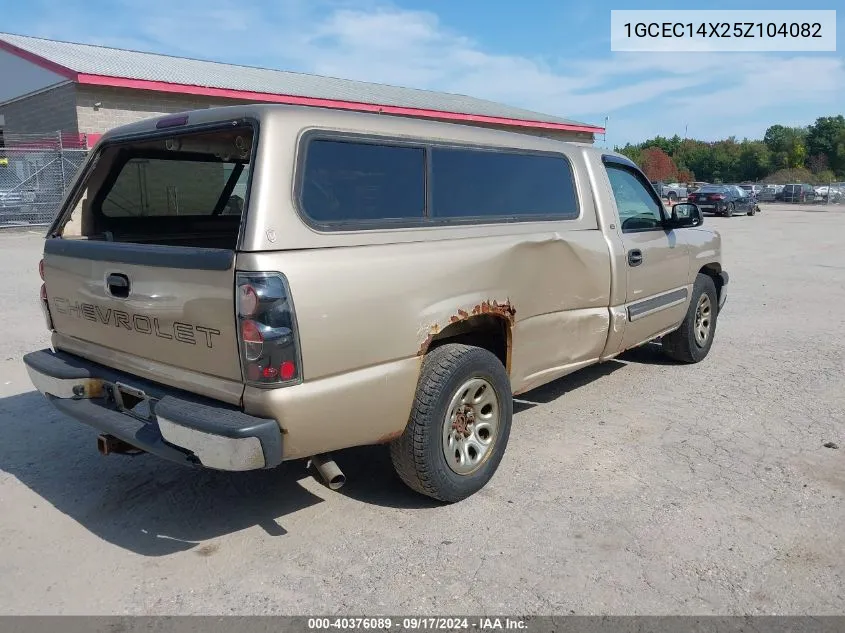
[738,141,771,181]
[711,138,742,182]
[615,143,642,164]
[676,140,716,181]
[788,140,807,168]
[618,114,845,182]
[763,125,790,152]
[763,125,808,169]
[807,116,845,174]
[808,153,829,174]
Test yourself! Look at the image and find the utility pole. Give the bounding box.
[604,116,609,149]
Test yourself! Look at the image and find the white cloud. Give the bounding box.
[21,0,845,144]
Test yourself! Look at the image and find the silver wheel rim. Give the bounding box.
[694,294,712,347]
[442,377,500,475]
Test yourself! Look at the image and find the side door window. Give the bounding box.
[606,165,665,232]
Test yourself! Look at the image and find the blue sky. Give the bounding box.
[3,0,844,145]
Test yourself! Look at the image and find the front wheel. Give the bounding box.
[662,274,719,363]
[667,192,677,203]
[390,343,513,502]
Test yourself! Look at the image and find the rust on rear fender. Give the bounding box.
[376,429,404,444]
[417,299,516,358]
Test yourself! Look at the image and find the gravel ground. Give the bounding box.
[0,205,842,615]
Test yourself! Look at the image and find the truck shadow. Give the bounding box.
[619,341,685,366]
[511,359,626,413]
[0,352,664,555]
[0,391,325,557]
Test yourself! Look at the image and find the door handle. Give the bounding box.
[106,273,130,298]
[627,249,643,267]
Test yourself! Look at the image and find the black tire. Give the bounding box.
[390,343,513,503]
[667,192,677,203]
[747,204,756,216]
[662,274,719,364]
[725,202,735,217]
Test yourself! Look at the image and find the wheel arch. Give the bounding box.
[698,263,725,305]
[422,314,512,375]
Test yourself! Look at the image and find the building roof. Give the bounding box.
[0,32,603,134]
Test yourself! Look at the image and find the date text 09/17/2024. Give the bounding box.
[307,617,528,630]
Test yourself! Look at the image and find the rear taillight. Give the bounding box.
[241,320,264,360]
[236,272,301,387]
[39,258,45,281]
[710,194,726,201]
[238,283,259,317]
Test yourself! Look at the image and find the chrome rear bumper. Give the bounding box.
[23,349,282,471]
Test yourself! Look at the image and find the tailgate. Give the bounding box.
[44,240,242,382]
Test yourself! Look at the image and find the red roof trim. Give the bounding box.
[76,74,605,134]
[0,41,603,134]
[0,39,78,80]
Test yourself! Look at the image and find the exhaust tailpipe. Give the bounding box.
[97,434,143,456]
[310,453,346,490]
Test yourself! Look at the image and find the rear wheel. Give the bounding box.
[667,192,678,203]
[725,202,735,217]
[747,204,756,216]
[390,344,512,503]
[662,274,719,364]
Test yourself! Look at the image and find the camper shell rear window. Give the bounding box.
[57,123,256,250]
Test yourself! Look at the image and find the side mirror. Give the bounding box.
[667,202,703,228]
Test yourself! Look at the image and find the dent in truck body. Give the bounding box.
[236,227,612,457]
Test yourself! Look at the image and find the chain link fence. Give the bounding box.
[0,132,89,227]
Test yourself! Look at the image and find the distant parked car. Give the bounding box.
[781,183,815,203]
[688,184,758,217]
[740,184,764,196]
[757,185,780,202]
[650,181,688,202]
[814,186,842,203]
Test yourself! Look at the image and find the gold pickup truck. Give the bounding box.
[24,105,728,502]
